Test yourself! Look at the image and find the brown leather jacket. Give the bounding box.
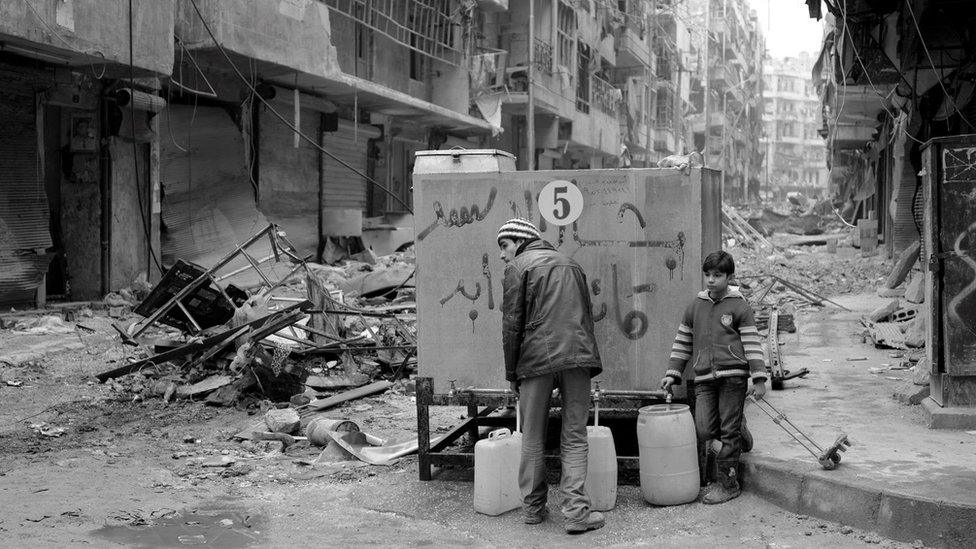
[502,239,603,382]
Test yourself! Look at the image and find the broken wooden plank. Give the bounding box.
[177,374,234,398]
[96,301,311,382]
[305,380,394,412]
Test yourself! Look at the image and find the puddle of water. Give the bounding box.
[94,505,267,548]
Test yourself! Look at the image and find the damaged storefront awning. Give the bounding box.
[184,49,499,137]
[269,70,500,137]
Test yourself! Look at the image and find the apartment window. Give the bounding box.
[409,14,426,81]
[655,43,672,80]
[557,1,576,69]
[576,43,591,114]
[655,88,674,128]
[354,2,371,78]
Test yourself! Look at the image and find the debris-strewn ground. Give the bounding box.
[0,234,922,546]
[735,236,892,302]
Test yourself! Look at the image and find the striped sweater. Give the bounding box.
[665,288,768,385]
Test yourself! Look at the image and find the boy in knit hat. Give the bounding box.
[497,218,605,534]
[660,250,767,504]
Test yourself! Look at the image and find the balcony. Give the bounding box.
[566,107,621,157]
[178,0,341,78]
[591,75,622,116]
[653,128,676,153]
[476,0,509,12]
[0,0,174,76]
[615,3,650,68]
[689,112,726,133]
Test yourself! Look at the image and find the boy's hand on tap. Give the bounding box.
[660,377,675,392]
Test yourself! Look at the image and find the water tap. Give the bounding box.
[592,381,603,404]
[447,379,458,398]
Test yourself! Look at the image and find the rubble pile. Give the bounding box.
[99,224,417,410]
[735,245,889,305]
[860,242,926,356]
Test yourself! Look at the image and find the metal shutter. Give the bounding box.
[0,63,53,305]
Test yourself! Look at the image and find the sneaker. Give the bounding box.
[702,466,741,505]
[565,511,605,534]
[523,509,548,525]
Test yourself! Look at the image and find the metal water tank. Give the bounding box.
[413,149,516,174]
[411,165,721,394]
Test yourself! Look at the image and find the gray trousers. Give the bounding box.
[517,368,592,522]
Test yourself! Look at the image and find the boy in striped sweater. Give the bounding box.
[660,250,767,504]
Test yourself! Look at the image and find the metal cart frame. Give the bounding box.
[414,377,669,481]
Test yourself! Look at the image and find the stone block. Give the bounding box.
[893,380,930,405]
[904,275,924,304]
[912,357,930,386]
[868,300,900,323]
[878,287,906,298]
[265,408,301,434]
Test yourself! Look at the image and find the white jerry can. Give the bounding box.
[585,425,618,511]
[473,428,522,515]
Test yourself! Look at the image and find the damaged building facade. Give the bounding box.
[685,0,766,201]
[1,0,766,307]
[0,0,497,306]
[761,51,830,199]
[806,0,976,411]
[0,1,174,306]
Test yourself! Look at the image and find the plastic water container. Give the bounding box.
[473,428,522,515]
[637,402,700,505]
[584,425,618,511]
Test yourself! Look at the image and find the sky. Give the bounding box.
[748,0,825,59]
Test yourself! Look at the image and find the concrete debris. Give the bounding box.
[912,358,930,386]
[904,274,924,304]
[30,422,66,438]
[884,241,920,289]
[14,315,75,335]
[868,300,900,323]
[734,244,888,306]
[893,381,930,405]
[264,407,301,434]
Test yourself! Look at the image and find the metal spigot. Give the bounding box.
[447,379,458,399]
[592,381,602,426]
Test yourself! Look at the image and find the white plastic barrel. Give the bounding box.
[637,403,700,505]
[473,428,522,515]
[413,149,516,174]
[584,425,618,511]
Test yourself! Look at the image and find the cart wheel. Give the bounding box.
[819,457,837,470]
[832,453,842,465]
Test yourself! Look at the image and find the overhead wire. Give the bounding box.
[905,0,975,131]
[838,0,925,145]
[186,0,412,214]
[21,0,107,79]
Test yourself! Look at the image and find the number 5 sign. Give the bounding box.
[539,180,584,226]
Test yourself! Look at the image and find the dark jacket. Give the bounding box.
[502,239,602,382]
[665,288,767,385]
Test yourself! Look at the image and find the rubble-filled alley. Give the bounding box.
[0,203,949,548]
[4,0,976,548]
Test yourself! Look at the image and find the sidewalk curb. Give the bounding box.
[741,455,976,548]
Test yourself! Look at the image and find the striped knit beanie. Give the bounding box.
[497,218,541,245]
